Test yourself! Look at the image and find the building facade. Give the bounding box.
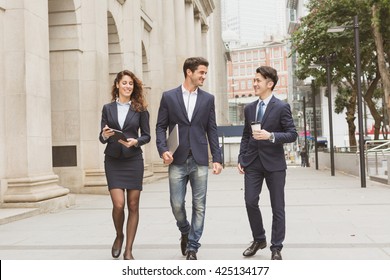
[0,0,228,211]
[226,41,289,125]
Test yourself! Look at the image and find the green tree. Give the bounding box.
[370,0,390,136]
[290,0,389,146]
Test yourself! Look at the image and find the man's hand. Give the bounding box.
[162,151,174,165]
[212,162,223,175]
[237,163,245,174]
[252,129,271,141]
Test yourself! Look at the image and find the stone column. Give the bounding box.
[0,2,6,197]
[185,0,195,56]
[1,0,69,208]
[122,0,142,75]
[174,0,187,81]
[145,1,167,169]
[78,0,110,193]
[162,0,177,89]
[194,10,202,56]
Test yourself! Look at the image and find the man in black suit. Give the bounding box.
[238,66,297,260]
[156,57,223,260]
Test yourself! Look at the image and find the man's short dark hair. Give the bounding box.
[183,57,209,77]
[256,66,278,90]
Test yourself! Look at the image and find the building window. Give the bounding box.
[272,61,281,72]
[246,65,252,76]
[247,79,252,89]
[240,52,245,61]
[246,51,252,61]
[240,80,246,90]
[240,65,245,76]
[273,47,281,58]
[253,50,259,60]
[232,53,239,62]
[260,51,266,59]
[233,67,239,76]
[280,77,285,86]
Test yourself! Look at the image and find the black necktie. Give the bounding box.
[256,101,265,122]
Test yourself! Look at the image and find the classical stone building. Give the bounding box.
[0,0,228,212]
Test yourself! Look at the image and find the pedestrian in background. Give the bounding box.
[300,146,307,167]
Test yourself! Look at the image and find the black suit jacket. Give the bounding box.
[156,86,222,166]
[238,96,297,171]
[99,101,151,158]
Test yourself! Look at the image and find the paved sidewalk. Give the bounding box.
[0,166,390,260]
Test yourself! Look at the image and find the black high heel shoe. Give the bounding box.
[111,236,124,258]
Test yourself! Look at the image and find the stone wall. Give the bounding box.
[0,0,228,207]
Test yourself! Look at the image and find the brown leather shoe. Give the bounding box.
[186,250,197,260]
[180,233,188,256]
[271,249,282,260]
[242,240,267,257]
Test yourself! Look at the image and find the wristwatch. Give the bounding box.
[269,132,275,142]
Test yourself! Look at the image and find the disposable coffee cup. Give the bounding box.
[251,122,261,131]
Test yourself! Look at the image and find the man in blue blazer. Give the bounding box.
[238,66,297,260]
[156,57,223,260]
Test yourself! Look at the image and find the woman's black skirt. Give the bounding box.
[104,153,144,190]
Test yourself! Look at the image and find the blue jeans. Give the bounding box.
[168,156,209,252]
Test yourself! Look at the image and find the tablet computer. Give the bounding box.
[167,124,179,154]
[111,129,127,141]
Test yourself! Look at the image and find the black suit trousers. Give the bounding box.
[244,156,286,250]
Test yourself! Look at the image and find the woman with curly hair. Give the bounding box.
[99,70,150,260]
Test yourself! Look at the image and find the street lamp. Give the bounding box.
[314,54,337,176]
[327,15,366,188]
[303,96,308,155]
[311,80,319,170]
[232,78,238,124]
[324,55,336,176]
[308,62,335,172]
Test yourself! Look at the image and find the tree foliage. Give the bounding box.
[290,0,390,145]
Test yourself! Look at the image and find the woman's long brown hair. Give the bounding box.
[110,70,148,112]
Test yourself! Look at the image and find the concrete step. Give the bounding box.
[369,175,389,185]
[0,208,40,225]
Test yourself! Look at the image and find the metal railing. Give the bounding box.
[364,140,390,176]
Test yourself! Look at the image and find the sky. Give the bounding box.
[221,0,287,46]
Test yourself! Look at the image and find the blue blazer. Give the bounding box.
[156,86,222,166]
[238,96,297,171]
[99,101,151,158]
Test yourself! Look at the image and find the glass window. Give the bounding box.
[273,48,281,58]
[240,80,246,89]
[280,77,285,86]
[272,61,281,72]
[233,67,239,76]
[240,65,245,76]
[246,51,252,61]
[246,65,252,75]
